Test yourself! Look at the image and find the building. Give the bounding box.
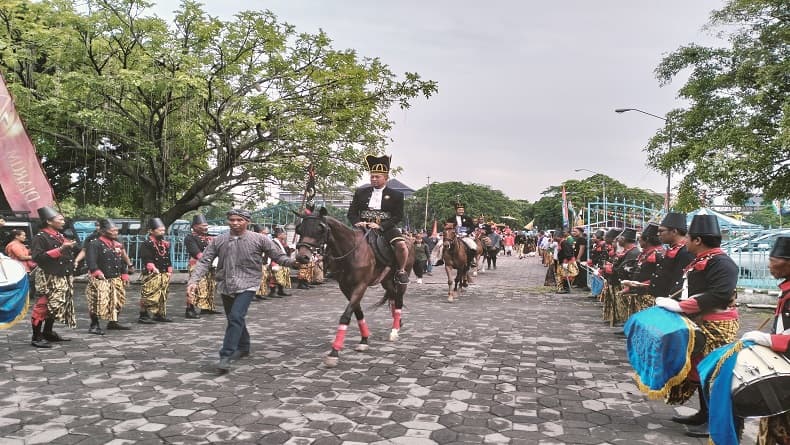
[277,178,415,210]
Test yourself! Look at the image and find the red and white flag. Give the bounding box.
[0,74,55,214]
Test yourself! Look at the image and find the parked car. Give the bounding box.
[727,229,790,279]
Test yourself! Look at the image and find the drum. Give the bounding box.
[0,256,27,291]
[731,344,790,418]
[624,306,706,396]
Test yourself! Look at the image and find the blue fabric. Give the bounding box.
[624,306,693,393]
[219,291,254,358]
[590,274,604,296]
[699,341,752,445]
[0,275,29,328]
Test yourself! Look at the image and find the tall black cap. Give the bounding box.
[37,206,59,221]
[148,218,165,230]
[660,212,688,231]
[641,223,659,239]
[364,154,391,174]
[605,228,620,241]
[192,214,207,226]
[770,237,790,259]
[98,218,117,231]
[620,228,637,242]
[688,214,720,236]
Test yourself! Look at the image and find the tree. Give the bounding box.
[647,0,789,203]
[404,181,527,231]
[0,0,437,224]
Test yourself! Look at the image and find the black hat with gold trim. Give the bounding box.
[454,200,465,209]
[365,154,391,174]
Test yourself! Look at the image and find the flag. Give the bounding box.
[525,219,534,230]
[431,219,438,237]
[561,186,569,229]
[0,74,56,214]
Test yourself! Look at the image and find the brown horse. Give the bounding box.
[442,224,470,302]
[294,208,415,368]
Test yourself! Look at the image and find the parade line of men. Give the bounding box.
[24,206,320,350]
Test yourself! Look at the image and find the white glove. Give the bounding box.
[562,263,569,270]
[655,297,682,313]
[741,331,772,347]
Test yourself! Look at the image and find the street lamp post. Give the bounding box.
[423,176,431,232]
[614,108,673,212]
[574,168,607,226]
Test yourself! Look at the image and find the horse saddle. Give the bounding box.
[365,230,396,267]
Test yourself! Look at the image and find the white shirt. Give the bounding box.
[368,187,384,210]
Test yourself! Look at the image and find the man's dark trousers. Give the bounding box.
[220,291,254,358]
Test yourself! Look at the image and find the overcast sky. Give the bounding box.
[154,0,725,202]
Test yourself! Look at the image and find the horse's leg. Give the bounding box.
[352,304,370,352]
[381,280,403,341]
[325,283,366,368]
[445,264,455,302]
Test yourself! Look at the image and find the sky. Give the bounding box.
[153,0,726,202]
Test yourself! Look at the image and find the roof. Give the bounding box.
[386,178,415,194]
[687,207,762,231]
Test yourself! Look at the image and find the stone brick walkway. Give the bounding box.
[0,253,766,444]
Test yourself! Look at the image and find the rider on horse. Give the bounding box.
[446,201,478,269]
[346,154,410,284]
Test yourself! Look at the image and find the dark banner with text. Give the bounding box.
[0,74,55,215]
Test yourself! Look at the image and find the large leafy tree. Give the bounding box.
[404,181,529,231]
[647,0,789,203]
[0,0,436,224]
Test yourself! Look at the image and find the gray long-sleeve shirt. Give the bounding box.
[188,230,296,296]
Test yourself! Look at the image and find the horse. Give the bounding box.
[293,208,415,368]
[441,224,470,302]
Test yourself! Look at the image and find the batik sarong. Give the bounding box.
[758,413,790,445]
[140,272,170,316]
[665,314,740,404]
[33,268,76,327]
[257,265,272,296]
[297,262,314,283]
[86,276,126,321]
[272,265,290,288]
[188,264,215,311]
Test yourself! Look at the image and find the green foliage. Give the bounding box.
[648,0,789,202]
[744,206,784,228]
[0,0,437,225]
[405,181,529,230]
[58,197,129,219]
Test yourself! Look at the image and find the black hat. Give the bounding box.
[770,237,790,259]
[251,224,263,233]
[454,200,465,209]
[192,214,208,226]
[364,154,391,174]
[37,206,59,221]
[688,214,720,236]
[641,223,659,239]
[273,227,286,235]
[660,212,688,231]
[148,218,165,230]
[605,228,620,240]
[620,228,637,242]
[98,218,117,231]
[594,230,605,239]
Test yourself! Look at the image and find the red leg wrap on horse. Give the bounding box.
[358,319,370,338]
[31,296,49,325]
[332,324,348,351]
[392,309,402,330]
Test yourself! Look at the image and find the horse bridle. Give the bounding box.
[295,215,358,262]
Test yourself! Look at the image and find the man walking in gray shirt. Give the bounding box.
[187,208,306,372]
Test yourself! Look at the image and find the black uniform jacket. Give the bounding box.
[445,215,475,234]
[86,237,126,278]
[140,236,172,272]
[687,252,738,313]
[347,185,404,232]
[650,243,694,299]
[184,233,212,259]
[31,228,79,276]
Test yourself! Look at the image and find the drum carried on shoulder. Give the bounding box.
[0,255,30,329]
[730,344,790,418]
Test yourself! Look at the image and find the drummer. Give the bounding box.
[739,236,790,445]
[654,214,740,438]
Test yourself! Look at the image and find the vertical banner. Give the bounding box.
[561,186,569,229]
[0,74,55,214]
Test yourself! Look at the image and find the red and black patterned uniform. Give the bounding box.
[650,242,694,299]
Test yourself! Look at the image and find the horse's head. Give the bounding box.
[294,207,329,264]
[443,223,456,248]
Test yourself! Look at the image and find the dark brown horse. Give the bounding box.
[442,224,470,302]
[294,208,415,368]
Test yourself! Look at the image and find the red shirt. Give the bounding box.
[5,239,36,272]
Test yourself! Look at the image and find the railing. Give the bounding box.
[118,235,190,272]
[724,246,779,290]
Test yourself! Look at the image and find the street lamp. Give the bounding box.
[574,168,607,227]
[614,107,673,212]
[423,176,431,232]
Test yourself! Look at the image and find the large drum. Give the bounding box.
[731,344,790,418]
[624,306,706,397]
[0,256,30,329]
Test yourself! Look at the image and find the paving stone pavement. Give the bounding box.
[0,253,768,444]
